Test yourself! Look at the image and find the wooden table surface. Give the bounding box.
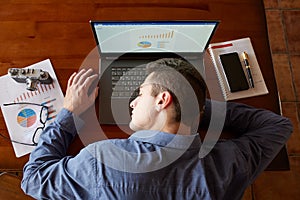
[0,0,288,172]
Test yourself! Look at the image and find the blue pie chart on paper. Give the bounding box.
[17,108,37,128]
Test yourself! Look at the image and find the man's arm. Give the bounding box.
[203,99,293,181]
[21,109,97,199]
[225,101,292,181]
[201,100,292,200]
[21,69,99,199]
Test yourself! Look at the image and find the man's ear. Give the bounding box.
[156,91,173,110]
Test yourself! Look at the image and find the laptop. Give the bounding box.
[90,21,219,125]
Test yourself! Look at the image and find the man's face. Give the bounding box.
[129,76,159,131]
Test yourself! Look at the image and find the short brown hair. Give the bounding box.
[145,58,207,126]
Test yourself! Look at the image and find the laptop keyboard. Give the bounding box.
[111,66,146,98]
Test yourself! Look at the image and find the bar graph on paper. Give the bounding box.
[12,83,58,121]
[13,83,56,103]
[41,98,57,121]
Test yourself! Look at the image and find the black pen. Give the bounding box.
[242,52,255,88]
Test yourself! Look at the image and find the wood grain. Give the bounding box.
[0,0,285,171]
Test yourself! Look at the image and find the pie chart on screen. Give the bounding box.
[17,108,37,128]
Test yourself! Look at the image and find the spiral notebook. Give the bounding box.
[207,37,268,101]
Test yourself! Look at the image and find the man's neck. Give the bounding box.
[151,109,192,135]
[160,122,192,135]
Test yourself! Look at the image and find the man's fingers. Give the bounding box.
[64,68,99,115]
[67,72,77,88]
[83,73,99,92]
[77,69,94,85]
[72,69,87,85]
[68,68,98,95]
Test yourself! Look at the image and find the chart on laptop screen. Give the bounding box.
[91,21,218,53]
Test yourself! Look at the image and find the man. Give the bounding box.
[21,58,293,199]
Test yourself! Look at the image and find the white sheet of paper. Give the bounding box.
[0,59,64,157]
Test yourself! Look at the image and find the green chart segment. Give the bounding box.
[17,108,37,128]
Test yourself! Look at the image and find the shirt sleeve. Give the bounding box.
[201,100,293,199]
[225,101,293,181]
[203,99,293,182]
[21,108,97,199]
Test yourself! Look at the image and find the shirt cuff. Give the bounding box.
[55,108,85,136]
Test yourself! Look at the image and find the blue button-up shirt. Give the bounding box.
[21,101,293,200]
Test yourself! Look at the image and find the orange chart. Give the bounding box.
[139,30,174,39]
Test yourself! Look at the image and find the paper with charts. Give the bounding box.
[0,59,64,157]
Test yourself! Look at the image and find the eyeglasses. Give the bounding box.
[0,102,49,146]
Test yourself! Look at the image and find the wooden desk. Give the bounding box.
[0,0,289,172]
[0,172,34,199]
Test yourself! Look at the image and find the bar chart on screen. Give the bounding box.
[138,30,174,39]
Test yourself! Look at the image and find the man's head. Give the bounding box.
[129,58,207,133]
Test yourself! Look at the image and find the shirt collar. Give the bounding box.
[129,130,201,150]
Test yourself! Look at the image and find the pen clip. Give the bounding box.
[242,52,250,67]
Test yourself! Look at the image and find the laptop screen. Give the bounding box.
[91,21,218,54]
